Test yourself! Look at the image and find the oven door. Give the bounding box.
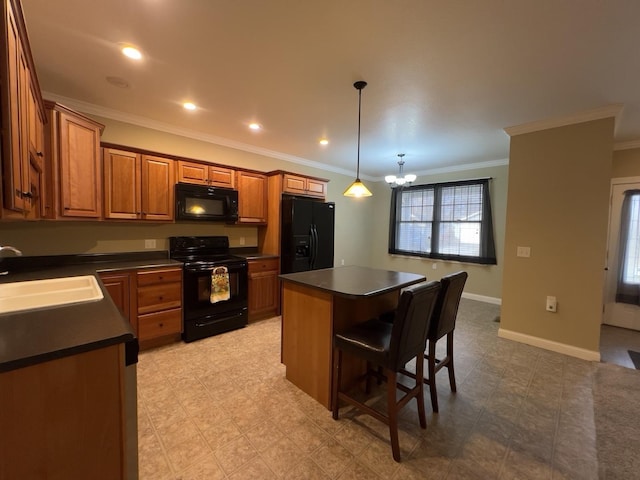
[182,261,248,321]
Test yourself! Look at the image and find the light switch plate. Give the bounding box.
[516,246,531,258]
[144,239,156,249]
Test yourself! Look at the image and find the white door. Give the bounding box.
[603,180,640,330]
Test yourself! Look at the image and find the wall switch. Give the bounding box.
[432,263,437,270]
[239,237,246,246]
[546,296,557,312]
[341,259,345,266]
[517,246,531,258]
[144,239,156,249]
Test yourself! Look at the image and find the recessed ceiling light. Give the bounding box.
[183,102,197,111]
[249,123,262,131]
[122,46,142,60]
[319,138,329,146]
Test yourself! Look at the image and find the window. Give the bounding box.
[616,190,640,305]
[388,178,497,264]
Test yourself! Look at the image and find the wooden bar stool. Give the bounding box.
[331,281,441,462]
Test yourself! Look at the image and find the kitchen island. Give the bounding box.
[279,265,426,409]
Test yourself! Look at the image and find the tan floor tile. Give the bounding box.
[166,432,213,472]
[284,457,331,479]
[259,435,304,477]
[214,435,258,475]
[312,438,354,478]
[200,418,243,450]
[227,457,277,480]
[336,459,383,480]
[245,419,285,452]
[177,455,226,480]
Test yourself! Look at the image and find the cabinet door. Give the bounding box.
[208,165,235,188]
[306,178,327,198]
[248,258,280,319]
[282,174,307,196]
[141,155,175,221]
[177,160,208,185]
[58,111,102,217]
[237,171,267,223]
[2,3,29,213]
[99,272,135,334]
[103,148,141,219]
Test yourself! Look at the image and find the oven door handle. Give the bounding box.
[195,312,245,327]
[184,264,246,274]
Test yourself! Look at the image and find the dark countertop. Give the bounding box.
[279,265,426,299]
[235,253,279,261]
[0,252,183,373]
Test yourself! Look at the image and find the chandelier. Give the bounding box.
[385,154,416,187]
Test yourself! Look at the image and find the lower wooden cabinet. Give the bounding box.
[99,265,183,350]
[248,257,280,321]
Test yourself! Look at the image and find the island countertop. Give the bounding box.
[279,265,426,299]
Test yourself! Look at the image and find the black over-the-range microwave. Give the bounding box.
[175,183,239,223]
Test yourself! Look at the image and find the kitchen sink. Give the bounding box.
[0,275,104,315]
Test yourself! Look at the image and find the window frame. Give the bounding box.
[388,178,497,265]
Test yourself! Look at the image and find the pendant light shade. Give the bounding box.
[344,81,373,198]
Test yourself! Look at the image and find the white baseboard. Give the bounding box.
[498,328,601,362]
[462,292,502,305]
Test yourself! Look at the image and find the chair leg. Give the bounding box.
[386,369,401,462]
[415,352,427,429]
[447,332,456,393]
[332,349,342,420]
[427,340,439,413]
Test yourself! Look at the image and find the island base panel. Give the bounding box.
[282,282,401,409]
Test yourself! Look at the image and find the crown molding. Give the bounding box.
[44,92,509,182]
[504,103,624,137]
[614,139,640,151]
[42,91,368,179]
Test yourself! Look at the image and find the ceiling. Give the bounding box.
[20,0,640,179]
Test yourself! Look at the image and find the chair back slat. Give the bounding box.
[428,271,468,341]
[389,281,441,369]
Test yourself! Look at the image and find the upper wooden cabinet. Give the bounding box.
[103,148,174,221]
[44,101,104,219]
[177,160,235,188]
[236,170,267,224]
[1,0,45,217]
[282,173,327,199]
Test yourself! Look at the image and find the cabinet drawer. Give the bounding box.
[137,283,182,314]
[138,308,182,340]
[137,268,182,286]
[248,258,279,273]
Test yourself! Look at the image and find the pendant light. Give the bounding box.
[343,81,373,197]
[385,154,417,187]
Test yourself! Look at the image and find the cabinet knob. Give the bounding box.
[159,323,164,327]
[159,296,164,301]
[36,151,43,157]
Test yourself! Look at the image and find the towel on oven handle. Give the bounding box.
[210,266,231,303]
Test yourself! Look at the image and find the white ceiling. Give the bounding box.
[21,0,640,179]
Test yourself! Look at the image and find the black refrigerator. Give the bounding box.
[281,196,335,274]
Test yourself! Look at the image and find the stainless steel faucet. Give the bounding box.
[0,245,22,275]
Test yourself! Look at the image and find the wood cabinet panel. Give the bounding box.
[138,308,182,340]
[237,171,267,224]
[177,160,235,188]
[135,266,182,348]
[282,173,327,199]
[103,148,141,219]
[58,111,102,217]
[0,344,126,479]
[137,268,182,286]
[248,257,280,320]
[141,155,174,221]
[99,270,133,320]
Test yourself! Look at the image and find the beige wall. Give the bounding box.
[368,164,508,300]
[612,147,640,178]
[501,118,614,354]
[1,115,375,268]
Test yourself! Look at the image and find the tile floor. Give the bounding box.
[136,299,631,479]
[599,323,640,369]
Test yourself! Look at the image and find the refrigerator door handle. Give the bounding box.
[311,224,319,269]
[309,225,316,269]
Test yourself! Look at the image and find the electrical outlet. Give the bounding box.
[341,259,345,266]
[144,239,156,249]
[517,246,531,258]
[546,296,557,312]
[239,237,246,246]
